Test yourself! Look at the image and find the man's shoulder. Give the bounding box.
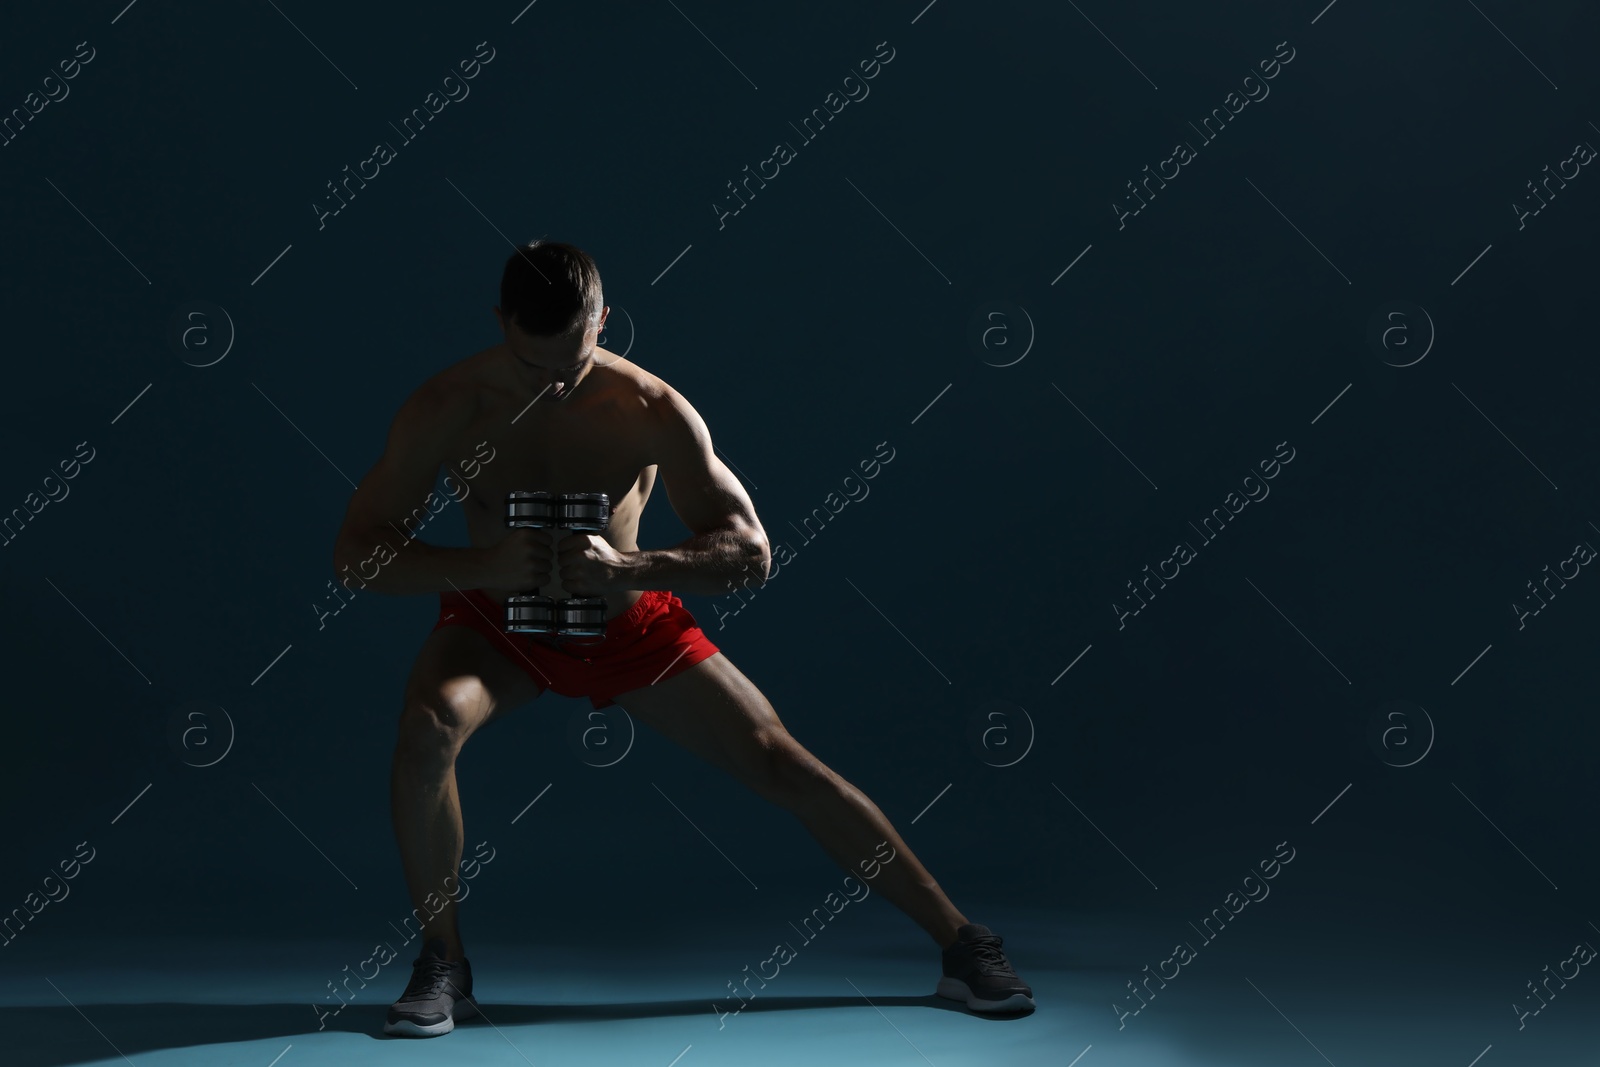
[610,363,709,461]
[398,349,491,435]
[596,354,676,418]
[436,344,500,394]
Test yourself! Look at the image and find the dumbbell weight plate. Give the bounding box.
[505,593,556,635]
[506,490,557,528]
[555,596,608,639]
[555,492,610,531]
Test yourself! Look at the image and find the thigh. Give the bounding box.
[403,624,546,735]
[610,652,817,787]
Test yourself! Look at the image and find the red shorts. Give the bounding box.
[431,588,720,708]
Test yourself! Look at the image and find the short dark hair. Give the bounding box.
[500,239,604,337]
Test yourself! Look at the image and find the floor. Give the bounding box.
[4,907,1592,1067]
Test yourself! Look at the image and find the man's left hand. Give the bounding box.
[556,531,633,596]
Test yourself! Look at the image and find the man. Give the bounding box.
[332,239,1034,1038]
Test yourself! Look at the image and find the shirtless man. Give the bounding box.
[332,240,1034,1037]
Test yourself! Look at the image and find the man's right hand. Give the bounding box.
[478,528,555,591]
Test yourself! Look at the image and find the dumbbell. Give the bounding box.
[503,491,612,642]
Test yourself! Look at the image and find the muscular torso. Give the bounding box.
[436,344,663,629]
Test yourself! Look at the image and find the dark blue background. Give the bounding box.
[2,0,1596,1039]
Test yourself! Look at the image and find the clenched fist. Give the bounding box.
[557,530,633,596]
[478,527,555,591]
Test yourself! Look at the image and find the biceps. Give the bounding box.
[341,454,441,543]
[667,455,761,537]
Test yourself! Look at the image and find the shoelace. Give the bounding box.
[962,935,1017,976]
[404,956,460,999]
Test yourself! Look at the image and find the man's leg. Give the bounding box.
[391,625,543,959]
[613,652,969,950]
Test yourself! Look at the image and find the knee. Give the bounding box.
[395,676,490,763]
[750,730,840,810]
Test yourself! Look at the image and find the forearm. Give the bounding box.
[335,531,491,596]
[623,528,769,597]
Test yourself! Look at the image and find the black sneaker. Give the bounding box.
[937,923,1035,1013]
[384,936,478,1037]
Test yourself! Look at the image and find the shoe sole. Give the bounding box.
[936,976,1035,1013]
[383,996,479,1037]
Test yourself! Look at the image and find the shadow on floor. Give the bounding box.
[10,994,1034,1066]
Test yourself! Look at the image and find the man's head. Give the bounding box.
[494,239,609,404]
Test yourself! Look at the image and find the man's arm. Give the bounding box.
[332,381,492,595]
[620,384,770,596]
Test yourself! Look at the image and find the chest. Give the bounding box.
[452,400,655,523]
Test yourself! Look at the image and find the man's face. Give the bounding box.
[497,306,609,404]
